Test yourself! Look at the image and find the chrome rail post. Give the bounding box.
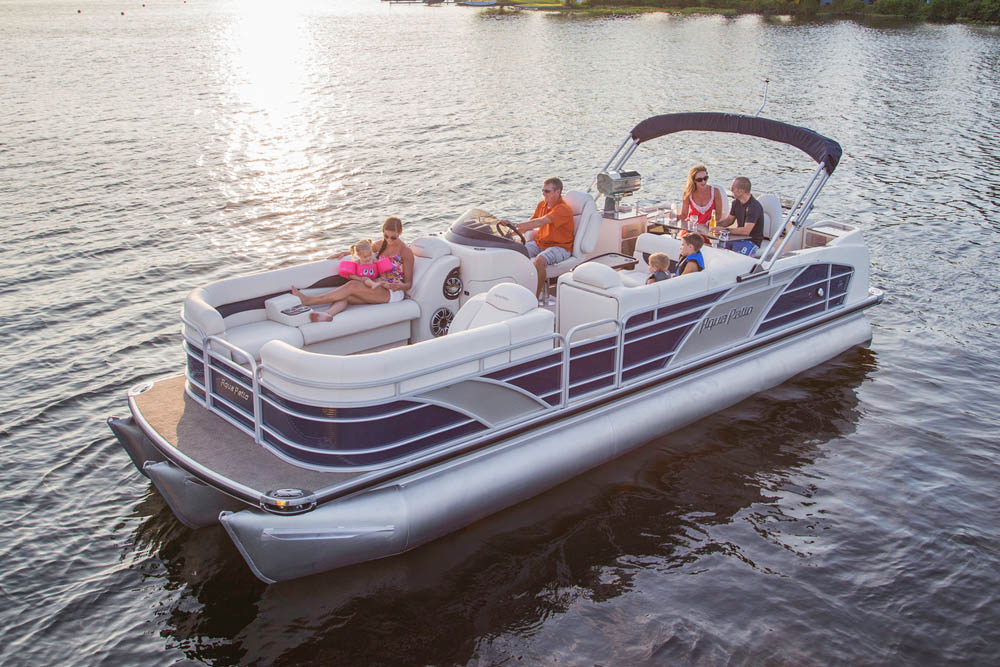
[591,134,635,193]
[560,334,572,408]
[253,365,264,446]
[202,335,213,412]
[563,318,623,406]
[203,335,262,444]
[756,163,830,271]
[613,139,640,172]
[180,314,210,407]
[614,319,627,388]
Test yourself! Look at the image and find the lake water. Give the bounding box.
[2,0,999,664]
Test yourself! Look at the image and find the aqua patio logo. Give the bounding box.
[698,305,754,334]
[218,376,251,404]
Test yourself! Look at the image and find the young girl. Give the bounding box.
[337,239,394,287]
[646,252,671,284]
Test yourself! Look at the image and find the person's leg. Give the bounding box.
[309,285,391,321]
[345,286,392,304]
[532,256,547,298]
[310,300,348,322]
[534,246,570,300]
[293,281,356,306]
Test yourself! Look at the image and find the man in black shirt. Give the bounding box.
[717,176,764,256]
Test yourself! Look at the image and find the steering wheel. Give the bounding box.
[497,220,526,245]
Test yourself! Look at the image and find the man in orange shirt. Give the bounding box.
[501,177,574,300]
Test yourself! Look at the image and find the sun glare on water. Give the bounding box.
[215,1,344,259]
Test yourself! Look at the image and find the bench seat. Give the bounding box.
[260,283,555,404]
[183,237,460,363]
[556,233,757,341]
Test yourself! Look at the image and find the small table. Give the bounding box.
[581,252,638,270]
[647,222,751,246]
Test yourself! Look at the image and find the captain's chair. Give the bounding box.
[757,194,783,241]
[448,282,539,333]
[715,185,731,219]
[526,190,603,283]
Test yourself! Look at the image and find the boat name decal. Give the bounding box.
[699,305,755,333]
[218,376,251,403]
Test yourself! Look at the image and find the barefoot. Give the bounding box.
[291,286,304,300]
[310,311,333,323]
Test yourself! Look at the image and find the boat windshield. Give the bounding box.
[445,209,530,257]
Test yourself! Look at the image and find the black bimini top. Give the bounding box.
[629,113,842,175]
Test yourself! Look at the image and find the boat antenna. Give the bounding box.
[753,78,770,118]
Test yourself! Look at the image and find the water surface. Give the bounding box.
[1,1,999,664]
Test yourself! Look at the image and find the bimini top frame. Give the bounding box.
[598,112,844,272]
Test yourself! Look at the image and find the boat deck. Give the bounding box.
[134,375,361,493]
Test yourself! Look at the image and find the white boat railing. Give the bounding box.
[182,304,680,465]
[181,256,861,468]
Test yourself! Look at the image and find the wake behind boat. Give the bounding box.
[109,112,883,583]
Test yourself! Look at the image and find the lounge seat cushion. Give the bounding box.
[571,262,622,290]
[223,320,304,362]
[450,282,538,333]
[298,299,421,345]
[410,236,452,260]
[262,325,513,404]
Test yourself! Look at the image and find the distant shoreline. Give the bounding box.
[482,1,1000,25]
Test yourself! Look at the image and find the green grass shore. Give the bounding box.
[483,0,1000,24]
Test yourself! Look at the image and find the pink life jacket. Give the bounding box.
[338,256,394,280]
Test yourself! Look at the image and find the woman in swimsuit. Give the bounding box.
[291,216,415,322]
[678,164,724,226]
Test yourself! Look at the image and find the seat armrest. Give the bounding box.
[183,290,225,340]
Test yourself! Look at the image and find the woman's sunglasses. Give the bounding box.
[694,176,709,183]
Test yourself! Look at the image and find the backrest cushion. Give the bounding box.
[757,194,782,240]
[484,282,537,314]
[571,262,623,290]
[410,236,452,260]
[714,185,731,219]
[449,283,538,333]
[562,190,602,256]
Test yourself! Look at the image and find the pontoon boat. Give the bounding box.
[109,113,883,583]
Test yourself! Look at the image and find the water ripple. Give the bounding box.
[1,4,999,666]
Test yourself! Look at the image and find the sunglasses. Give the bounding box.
[694,176,709,183]
[383,233,399,240]
[542,188,555,194]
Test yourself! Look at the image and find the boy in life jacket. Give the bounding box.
[676,232,705,276]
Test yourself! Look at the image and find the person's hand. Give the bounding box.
[364,278,375,288]
[328,250,350,260]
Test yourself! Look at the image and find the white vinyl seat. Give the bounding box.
[715,185,731,219]
[757,194,783,240]
[449,282,539,333]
